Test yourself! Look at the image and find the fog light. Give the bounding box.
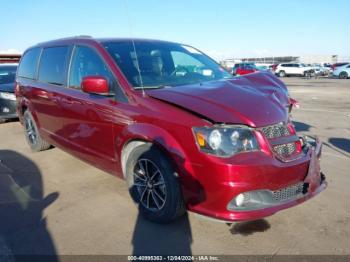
[2,107,10,113]
[235,193,245,207]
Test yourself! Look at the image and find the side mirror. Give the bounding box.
[81,76,109,95]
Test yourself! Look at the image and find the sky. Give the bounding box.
[1,0,349,60]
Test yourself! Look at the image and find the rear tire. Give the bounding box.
[279,71,286,77]
[125,143,185,223]
[23,110,51,152]
[339,72,348,79]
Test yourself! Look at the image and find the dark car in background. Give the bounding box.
[0,64,18,123]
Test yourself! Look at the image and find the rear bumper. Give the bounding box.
[0,98,17,120]
[185,136,326,222]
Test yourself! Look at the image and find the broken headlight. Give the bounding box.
[193,126,259,157]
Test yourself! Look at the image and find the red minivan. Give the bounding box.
[16,37,326,223]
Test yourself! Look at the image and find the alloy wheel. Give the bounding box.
[133,159,167,211]
[24,115,37,145]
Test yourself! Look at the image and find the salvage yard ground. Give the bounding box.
[0,77,349,256]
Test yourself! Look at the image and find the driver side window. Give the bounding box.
[69,46,114,91]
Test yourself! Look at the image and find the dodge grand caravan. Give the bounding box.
[16,36,326,223]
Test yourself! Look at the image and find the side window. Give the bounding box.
[171,51,204,73]
[69,46,127,102]
[17,48,41,79]
[38,46,70,85]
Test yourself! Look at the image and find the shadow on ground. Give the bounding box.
[328,138,350,154]
[0,150,58,259]
[132,213,192,255]
[292,121,312,132]
[230,219,271,236]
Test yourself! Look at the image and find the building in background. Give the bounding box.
[0,54,21,64]
[221,55,349,68]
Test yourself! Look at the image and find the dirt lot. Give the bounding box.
[0,77,349,257]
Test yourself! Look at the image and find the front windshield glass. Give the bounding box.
[103,41,232,89]
[0,66,17,84]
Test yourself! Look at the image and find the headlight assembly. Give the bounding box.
[0,92,16,101]
[193,126,259,157]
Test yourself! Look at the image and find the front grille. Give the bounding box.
[261,122,299,160]
[262,123,290,139]
[272,182,304,202]
[273,143,296,157]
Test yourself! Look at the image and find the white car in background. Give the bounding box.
[275,63,314,77]
[332,64,350,79]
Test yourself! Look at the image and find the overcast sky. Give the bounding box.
[1,0,349,60]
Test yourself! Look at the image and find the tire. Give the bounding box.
[125,143,185,223]
[23,110,51,152]
[339,72,348,79]
[279,71,286,77]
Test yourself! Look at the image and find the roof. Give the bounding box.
[29,36,181,49]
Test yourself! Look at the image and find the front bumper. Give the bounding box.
[0,98,17,120]
[185,136,326,222]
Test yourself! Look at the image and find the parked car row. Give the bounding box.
[229,62,349,79]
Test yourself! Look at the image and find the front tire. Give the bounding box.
[339,72,348,79]
[125,143,185,223]
[23,110,51,152]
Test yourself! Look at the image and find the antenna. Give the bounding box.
[123,0,145,96]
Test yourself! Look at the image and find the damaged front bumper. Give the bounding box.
[191,136,327,223]
[226,136,326,220]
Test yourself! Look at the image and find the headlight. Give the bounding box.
[193,126,259,157]
[0,92,16,101]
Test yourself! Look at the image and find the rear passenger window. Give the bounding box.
[38,46,70,85]
[17,48,41,79]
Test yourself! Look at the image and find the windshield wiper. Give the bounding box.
[134,85,171,90]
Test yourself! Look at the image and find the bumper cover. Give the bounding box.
[188,136,327,222]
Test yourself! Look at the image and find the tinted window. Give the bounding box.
[17,48,41,79]
[38,46,70,85]
[69,46,126,102]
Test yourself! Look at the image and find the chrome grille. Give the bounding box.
[273,143,296,157]
[272,182,304,202]
[262,123,290,139]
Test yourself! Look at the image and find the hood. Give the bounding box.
[0,83,15,93]
[146,71,290,127]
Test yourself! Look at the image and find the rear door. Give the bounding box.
[34,46,71,138]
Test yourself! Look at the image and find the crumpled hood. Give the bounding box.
[146,71,290,127]
[0,83,15,93]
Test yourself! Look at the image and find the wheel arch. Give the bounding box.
[118,123,190,179]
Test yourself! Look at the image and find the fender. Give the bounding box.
[116,122,205,204]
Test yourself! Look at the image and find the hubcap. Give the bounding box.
[25,116,37,145]
[133,159,166,211]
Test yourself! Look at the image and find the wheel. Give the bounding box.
[279,71,286,77]
[23,110,51,152]
[339,72,348,79]
[125,143,185,223]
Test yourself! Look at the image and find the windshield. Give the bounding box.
[0,66,17,84]
[103,41,232,89]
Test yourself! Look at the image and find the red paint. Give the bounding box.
[16,37,326,222]
[81,76,109,94]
